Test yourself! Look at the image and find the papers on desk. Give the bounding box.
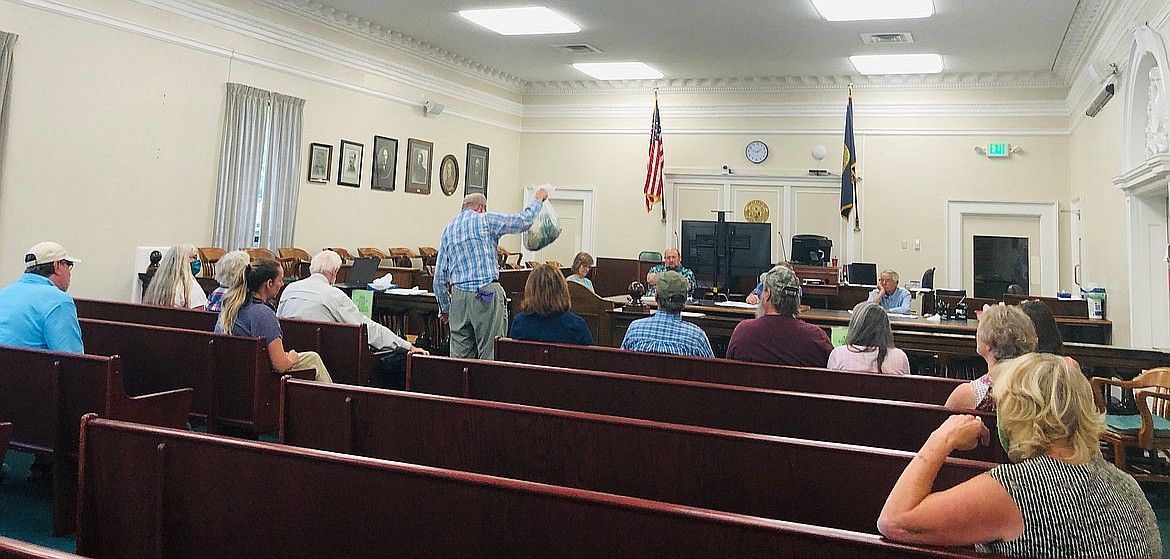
[714,301,756,309]
[680,311,706,318]
[380,287,429,295]
[888,312,918,319]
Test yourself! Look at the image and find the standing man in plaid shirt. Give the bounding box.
[435,188,548,360]
[620,270,713,357]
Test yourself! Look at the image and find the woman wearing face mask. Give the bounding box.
[143,244,208,310]
[878,353,1161,558]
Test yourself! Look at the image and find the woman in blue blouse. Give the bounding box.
[509,264,594,345]
[566,251,595,292]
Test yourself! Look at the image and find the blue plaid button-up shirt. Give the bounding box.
[620,310,713,357]
[434,200,542,313]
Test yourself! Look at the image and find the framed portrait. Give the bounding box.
[439,154,459,196]
[307,143,332,183]
[405,138,433,195]
[371,136,398,192]
[465,143,489,198]
[337,140,363,188]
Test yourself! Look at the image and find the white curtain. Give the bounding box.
[0,32,18,196]
[213,83,304,251]
[258,91,304,250]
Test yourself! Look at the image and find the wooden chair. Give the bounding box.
[545,260,562,268]
[1091,367,1170,482]
[196,247,225,279]
[279,248,312,279]
[418,246,438,267]
[327,247,356,262]
[243,248,298,280]
[358,247,389,260]
[525,261,539,269]
[389,247,420,268]
[497,247,522,270]
[243,248,276,261]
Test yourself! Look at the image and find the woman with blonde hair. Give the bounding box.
[827,302,910,374]
[205,249,250,313]
[879,353,1161,558]
[944,305,1036,410]
[508,264,593,345]
[214,259,331,383]
[566,251,595,292]
[143,244,208,310]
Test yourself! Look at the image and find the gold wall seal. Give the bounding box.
[743,199,770,223]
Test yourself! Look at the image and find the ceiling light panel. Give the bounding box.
[572,62,663,80]
[459,7,580,36]
[812,0,933,22]
[849,53,942,74]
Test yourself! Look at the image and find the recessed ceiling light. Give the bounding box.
[811,0,933,21]
[849,53,942,75]
[572,62,664,80]
[459,7,580,36]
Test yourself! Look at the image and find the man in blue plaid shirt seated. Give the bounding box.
[620,270,713,357]
[435,188,548,360]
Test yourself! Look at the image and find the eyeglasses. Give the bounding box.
[60,260,74,269]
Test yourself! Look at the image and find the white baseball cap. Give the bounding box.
[25,241,81,268]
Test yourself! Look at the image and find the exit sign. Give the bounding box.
[987,143,1009,157]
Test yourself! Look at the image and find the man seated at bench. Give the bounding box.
[0,241,83,354]
[216,259,331,383]
[620,270,712,357]
[278,250,426,388]
[727,265,831,367]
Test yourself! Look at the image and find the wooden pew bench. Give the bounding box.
[408,355,1006,463]
[75,298,381,386]
[0,537,86,559]
[79,318,311,437]
[0,346,191,534]
[496,337,964,405]
[281,378,994,535]
[78,416,1001,559]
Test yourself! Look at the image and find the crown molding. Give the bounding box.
[1052,0,1116,81]
[523,101,1069,120]
[520,126,1069,137]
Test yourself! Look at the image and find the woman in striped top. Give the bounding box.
[878,353,1161,558]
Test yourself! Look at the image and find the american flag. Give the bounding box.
[643,92,664,214]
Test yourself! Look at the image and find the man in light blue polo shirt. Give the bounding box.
[869,269,912,314]
[0,241,84,354]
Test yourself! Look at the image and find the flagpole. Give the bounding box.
[849,83,861,232]
[657,87,667,224]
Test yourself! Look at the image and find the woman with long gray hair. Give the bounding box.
[143,244,208,310]
[827,301,910,374]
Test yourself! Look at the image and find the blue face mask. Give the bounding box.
[190,259,202,276]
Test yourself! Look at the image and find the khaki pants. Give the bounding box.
[448,283,508,360]
[292,350,332,383]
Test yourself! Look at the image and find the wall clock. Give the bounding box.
[745,140,768,164]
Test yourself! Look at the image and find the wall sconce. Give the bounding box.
[974,144,1023,158]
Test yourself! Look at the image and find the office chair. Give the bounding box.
[921,267,936,290]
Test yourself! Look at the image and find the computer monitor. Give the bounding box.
[847,263,878,286]
[934,288,967,299]
[791,234,832,266]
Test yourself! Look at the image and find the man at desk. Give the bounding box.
[869,270,911,314]
[646,247,695,296]
[277,250,428,388]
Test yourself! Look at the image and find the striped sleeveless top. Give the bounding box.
[976,455,1161,558]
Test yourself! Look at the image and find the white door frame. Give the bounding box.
[946,201,1059,295]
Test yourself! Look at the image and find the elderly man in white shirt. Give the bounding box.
[277,249,427,388]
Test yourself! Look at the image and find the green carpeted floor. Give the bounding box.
[3,447,1170,556]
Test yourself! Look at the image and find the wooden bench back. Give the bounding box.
[76,298,372,386]
[281,379,992,534]
[0,536,87,559]
[496,338,964,405]
[565,281,617,345]
[408,355,1006,463]
[79,318,281,434]
[78,416,998,559]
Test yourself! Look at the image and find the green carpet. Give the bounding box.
[0,451,76,552]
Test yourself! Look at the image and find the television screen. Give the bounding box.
[681,220,771,281]
[847,262,878,286]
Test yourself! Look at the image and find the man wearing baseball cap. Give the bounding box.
[620,270,713,357]
[726,264,832,367]
[0,241,84,353]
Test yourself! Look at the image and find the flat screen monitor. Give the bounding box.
[791,234,832,266]
[681,220,772,279]
[847,263,878,286]
[934,288,967,299]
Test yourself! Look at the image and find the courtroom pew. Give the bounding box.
[280,378,994,535]
[79,318,312,437]
[0,346,191,534]
[496,337,964,405]
[407,355,1006,463]
[0,537,86,559]
[75,298,377,386]
[78,416,1000,559]
[0,422,9,471]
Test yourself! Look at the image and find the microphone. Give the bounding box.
[778,230,787,264]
